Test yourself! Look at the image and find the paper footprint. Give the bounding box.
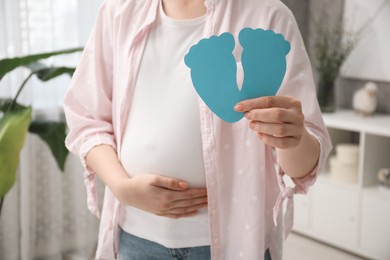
[184,33,243,123]
[239,28,291,100]
[185,28,291,123]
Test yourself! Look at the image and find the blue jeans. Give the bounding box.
[119,228,272,260]
[119,228,211,260]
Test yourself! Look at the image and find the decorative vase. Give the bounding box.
[317,76,336,113]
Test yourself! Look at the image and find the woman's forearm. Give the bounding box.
[277,129,320,179]
[85,144,130,190]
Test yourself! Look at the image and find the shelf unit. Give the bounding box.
[293,110,390,260]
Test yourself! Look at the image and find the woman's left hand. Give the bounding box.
[234,96,305,149]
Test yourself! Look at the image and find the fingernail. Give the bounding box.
[245,112,251,119]
[179,182,187,189]
[234,104,243,112]
[258,133,263,139]
[249,121,255,129]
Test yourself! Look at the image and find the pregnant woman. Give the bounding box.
[63,0,332,259]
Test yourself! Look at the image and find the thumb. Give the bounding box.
[152,176,188,191]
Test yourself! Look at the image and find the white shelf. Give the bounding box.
[318,173,359,192]
[294,109,390,260]
[363,185,390,200]
[323,109,390,137]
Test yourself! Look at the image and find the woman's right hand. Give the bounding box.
[85,145,207,219]
[114,174,208,219]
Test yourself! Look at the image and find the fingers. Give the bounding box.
[162,202,208,215]
[171,196,208,208]
[127,174,209,220]
[156,194,208,219]
[257,133,299,149]
[249,121,300,137]
[159,201,207,219]
[245,105,304,140]
[235,96,301,113]
[248,115,303,148]
[151,175,188,191]
[245,107,302,124]
[159,188,207,203]
[179,188,208,200]
[155,189,208,218]
[233,96,305,150]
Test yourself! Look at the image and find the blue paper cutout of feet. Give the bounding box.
[184,28,291,123]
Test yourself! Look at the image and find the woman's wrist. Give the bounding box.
[85,144,132,192]
[108,173,134,204]
[277,128,320,178]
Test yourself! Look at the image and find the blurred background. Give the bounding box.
[0,0,389,259]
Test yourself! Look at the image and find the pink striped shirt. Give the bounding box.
[63,0,332,259]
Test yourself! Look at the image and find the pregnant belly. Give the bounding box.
[120,135,207,188]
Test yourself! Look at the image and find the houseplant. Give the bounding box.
[312,11,358,113]
[312,0,389,113]
[0,48,82,216]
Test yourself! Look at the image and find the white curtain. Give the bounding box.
[0,0,104,259]
[0,0,103,108]
[0,136,104,260]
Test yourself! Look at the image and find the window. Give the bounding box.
[0,0,102,113]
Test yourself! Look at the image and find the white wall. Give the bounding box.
[341,0,390,82]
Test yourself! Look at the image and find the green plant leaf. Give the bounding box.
[0,99,26,113]
[0,47,82,80]
[28,121,68,171]
[0,107,32,198]
[35,67,76,81]
[25,62,76,81]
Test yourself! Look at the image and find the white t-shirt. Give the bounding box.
[119,2,209,248]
